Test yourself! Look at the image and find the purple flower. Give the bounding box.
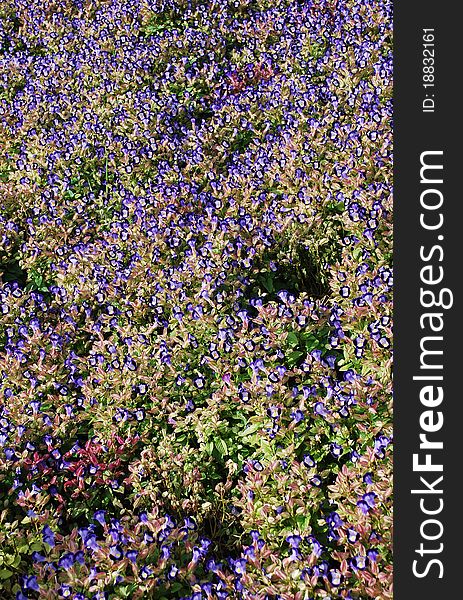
[330,442,343,458]
[43,525,55,547]
[368,548,379,562]
[194,376,205,389]
[347,528,359,543]
[79,528,99,551]
[303,453,316,467]
[326,512,343,529]
[22,575,40,592]
[140,566,152,580]
[363,492,377,508]
[233,558,247,575]
[307,536,323,557]
[4,448,16,461]
[267,405,281,419]
[314,402,329,417]
[327,528,340,542]
[351,555,368,571]
[168,564,178,579]
[291,409,304,423]
[192,546,203,563]
[286,534,302,548]
[374,435,391,457]
[109,545,123,560]
[363,472,374,485]
[58,553,75,570]
[59,584,72,598]
[357,500,370,515]
[93,510,106,526]
[251,460,263,472]
[183,517,196,530]
[329,569,342,586]
[250,530,260,542]
[206,559,219,573]
[357,492,377,514]
[126,550,138,563]
[32,551,46,562]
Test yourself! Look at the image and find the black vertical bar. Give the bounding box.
[395,1,460,597]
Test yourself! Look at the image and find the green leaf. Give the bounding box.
[259,272,274,293]
[295,514,312,530]
[286,332,299,347]
[301,333,321,352]
[215,438,228,457]
[238,423,261,437]
[327,201,345,214]
[352,247,362,260]
[260,438,273,458]
[0,569,13,579]
[30,542,43,552]
[287,350,304,366]
[11,555,21,568]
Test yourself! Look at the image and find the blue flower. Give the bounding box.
[314,402,329,417]
[363,492,377,508]
[109,545,123,560]
[368,548,379,562]
[357,500,370,515]
[93,510,106,526]
[328,528,340,542]
[192,546,202,563]
[286,534,301,548]
[233,558,247,575]
[250,530,260,542]
[59,583,72,598]
[126,550,138,563]
[329,569,342,586]
[43,525,55,547]
[307,536,323,557]
[58,553,75,570]
[326,512,343,529]
[183,517,196,530]
[291,409,304,423]
[330,442,342,457]
[351,555,368,571]
[347,528,359,543]
[22,575,40,592]
[140,566,152,580]
[363,472,374,485]
[303,453,315,467]
[32,551,46,562]
[168,564,178,579]
[206,559,219,573]
[4,448,17,461]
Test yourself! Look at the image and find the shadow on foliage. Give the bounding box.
[0,255,28,287]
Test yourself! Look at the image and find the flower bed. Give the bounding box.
[0,0,392,598]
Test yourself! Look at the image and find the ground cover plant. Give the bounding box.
[0,0,392,598]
